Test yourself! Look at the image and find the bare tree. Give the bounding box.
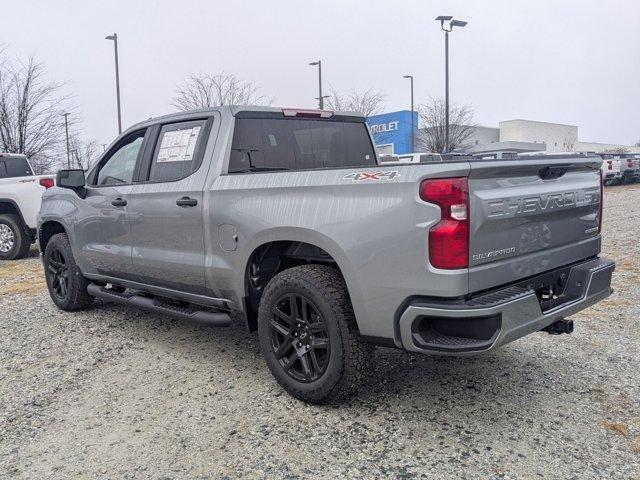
[324,88,386,116]
[69,136,101,170]
[562,136,575,152]
[0,52,73,173]
[416,97,476,153]
[172,72,270,111]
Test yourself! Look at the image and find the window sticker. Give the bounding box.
[268,134,278,146]
[157,126,201,163]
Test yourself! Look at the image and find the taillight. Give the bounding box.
[39,178,54,189]
[598,170,603,234]
[607,160,612,170]
[628,159,633,168]
[420,177,469,269]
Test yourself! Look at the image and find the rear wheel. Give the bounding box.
[44,233,94,311]
[0,214,31,260]
[258,264,373,404]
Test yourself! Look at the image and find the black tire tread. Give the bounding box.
[258,264,373,404]
[45,233,94,311]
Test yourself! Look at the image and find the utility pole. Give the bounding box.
[436,16,467,153]
[63,113,70,169]
[403,75,415,153]
[105,33,122,134]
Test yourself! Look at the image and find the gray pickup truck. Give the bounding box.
[38,106,614,403]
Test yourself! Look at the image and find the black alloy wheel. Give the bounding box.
[47,248,69,301]
[269,293,331,383]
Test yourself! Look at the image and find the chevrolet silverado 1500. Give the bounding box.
[38,106,614,403]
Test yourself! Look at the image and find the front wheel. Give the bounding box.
[257,264,373,404]
[44,233,94,311]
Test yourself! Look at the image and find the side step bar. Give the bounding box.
[87,283,232,327]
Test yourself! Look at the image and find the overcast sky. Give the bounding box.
[2,0,639,147]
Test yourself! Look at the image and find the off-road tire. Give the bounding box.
[44,233,94,311]
[258,264,373,404]
[0,214,31,260]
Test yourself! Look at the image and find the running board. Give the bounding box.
[87,283,232,327]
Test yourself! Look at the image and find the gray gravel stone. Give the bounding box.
[0,184,638,479]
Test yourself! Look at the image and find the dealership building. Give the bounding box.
[366,110,632,155]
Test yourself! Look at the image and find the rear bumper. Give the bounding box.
[397,257,614,355]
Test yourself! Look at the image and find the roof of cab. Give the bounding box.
[124,105,365,134]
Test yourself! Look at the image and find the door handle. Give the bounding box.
[111,198,127,207]
[176,196,198,207]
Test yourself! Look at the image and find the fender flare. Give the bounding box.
[236,227,366,326]
[0,198,28,232]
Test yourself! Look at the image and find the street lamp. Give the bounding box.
[62,113,70,169]
[435,16,467,153]
[309,61,324,109]
[403,75,415,153]
[105,33,122,134]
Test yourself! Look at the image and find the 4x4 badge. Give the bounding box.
[343,171,400,182]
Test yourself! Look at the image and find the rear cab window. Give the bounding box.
[0,156,33,178]
[228,115,376,173]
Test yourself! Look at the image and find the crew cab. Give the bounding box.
[38,106,615,403]
[0,154,55,260]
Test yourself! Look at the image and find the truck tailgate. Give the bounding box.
[467,156,602,293]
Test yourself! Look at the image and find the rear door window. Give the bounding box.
[228,118,376,173]
[147,120,207,183]
[0,157,33,178]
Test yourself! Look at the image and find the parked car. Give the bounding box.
[38,106,614,403]
[615,154,640,183]
[599,155,623,186]
[0,153,55,260]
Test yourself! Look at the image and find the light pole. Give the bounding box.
[105,33,122,134]
[435,16,467,153]
[403,75,415,153]
[62,113,70,169]
[309,60,324,109]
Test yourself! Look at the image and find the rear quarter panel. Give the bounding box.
[205,163,470,341]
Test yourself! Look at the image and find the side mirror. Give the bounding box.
[56,169,86,197]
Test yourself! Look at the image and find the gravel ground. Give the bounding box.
[1,184,639,479]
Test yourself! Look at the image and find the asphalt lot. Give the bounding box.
[1,184,639,479]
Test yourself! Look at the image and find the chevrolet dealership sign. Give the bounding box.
[366,110,418,155]
[369,120,400,134]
